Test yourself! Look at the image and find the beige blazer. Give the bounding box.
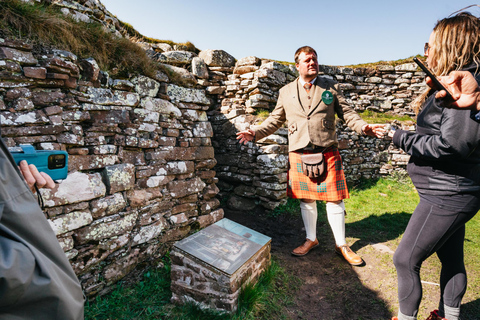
[253,76,367,152]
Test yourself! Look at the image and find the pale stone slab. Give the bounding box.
[171,218,271,312]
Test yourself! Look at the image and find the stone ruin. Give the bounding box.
[0,0,420,298]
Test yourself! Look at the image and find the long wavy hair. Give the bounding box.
[413,12,480,113]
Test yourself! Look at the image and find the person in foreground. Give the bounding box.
[0,138,84,319]
[390,12,480,320]
[432,71,480,111]
[237,46,384,266]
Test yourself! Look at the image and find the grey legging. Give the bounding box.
[393,192,480,317]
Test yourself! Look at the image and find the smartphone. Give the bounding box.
[413,57,454,101]
[10,144,68,180]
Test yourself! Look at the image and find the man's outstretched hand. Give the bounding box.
[236,129,256,145]
[362,124,386,138]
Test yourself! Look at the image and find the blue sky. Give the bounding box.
[100,1,479,66]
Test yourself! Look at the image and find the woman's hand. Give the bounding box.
[19,160,55,193]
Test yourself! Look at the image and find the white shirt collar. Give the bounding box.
[299,77,316,87]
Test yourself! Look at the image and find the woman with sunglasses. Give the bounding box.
[390,12,480,320]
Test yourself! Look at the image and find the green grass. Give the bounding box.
[358,109,415,125]
[343,176,419,243]
[85,257,298,320]
[342,54,425,68]
[253,109,271,120]
[269,198,300,217]
[0,0,192,79]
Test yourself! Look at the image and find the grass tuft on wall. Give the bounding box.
[0,0,156,77]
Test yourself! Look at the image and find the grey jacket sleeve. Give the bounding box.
[0,139,84,319]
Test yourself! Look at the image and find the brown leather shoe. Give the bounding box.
[335,244,363,266]
[292,238,319,256]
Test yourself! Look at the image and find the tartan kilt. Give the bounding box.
[287,147,349,201]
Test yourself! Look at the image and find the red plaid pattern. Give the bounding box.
[287,147,349,201]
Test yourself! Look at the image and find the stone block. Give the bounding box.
[140,97,182,117]
[23,67,47,79]
[48,210,93,235]
[166,84,210,105]
[126,188,163,207]
[171,218,271,313]
[196,208,224,228]
[199,49,235,67]
[80,58,99,81]
[131,75,160,97]
[69,154,117,171]
[158,63,196,86]
[191,57,209,79]
[90,193,127,219]
[157,50,196,65]
[167,177,206,198]
[101,163,135,194]
[74,211,138,244]
[85,87,140,106]
[131,218,169,246]
[41,172,106,207]
[0,47,37,65]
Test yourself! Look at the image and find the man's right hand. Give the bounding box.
[429,71,480,110]
[236,129,255,145]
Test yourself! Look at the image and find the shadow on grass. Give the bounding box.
[461,299,480,320]
[346,211,412,247]
[348,176,381,192]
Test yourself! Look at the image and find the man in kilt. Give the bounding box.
[237,46,385,265]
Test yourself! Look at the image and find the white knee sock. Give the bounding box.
[326,201,346,246]
[300,201,317,241]
[442,304,460,320]
[397,310,417,320]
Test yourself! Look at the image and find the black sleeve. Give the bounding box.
[393,108,480,160]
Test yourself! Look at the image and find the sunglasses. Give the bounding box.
[424,43,430,55]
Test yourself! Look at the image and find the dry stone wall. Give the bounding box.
[1,0,420,296]
[0,36,224,297]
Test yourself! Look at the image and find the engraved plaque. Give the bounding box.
[174,218,271,275]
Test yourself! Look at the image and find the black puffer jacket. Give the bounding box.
[393,64,480,195]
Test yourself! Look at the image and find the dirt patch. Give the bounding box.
[223,207,441,320]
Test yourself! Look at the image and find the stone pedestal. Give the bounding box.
[170,218,271,312]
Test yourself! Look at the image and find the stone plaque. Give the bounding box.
[173,218,270,275]
[171,218,272,312]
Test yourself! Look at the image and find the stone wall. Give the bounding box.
[0,35,225,297]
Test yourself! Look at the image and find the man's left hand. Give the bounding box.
[362,124,386,138]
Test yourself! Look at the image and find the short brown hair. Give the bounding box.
[294,46,317,64]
